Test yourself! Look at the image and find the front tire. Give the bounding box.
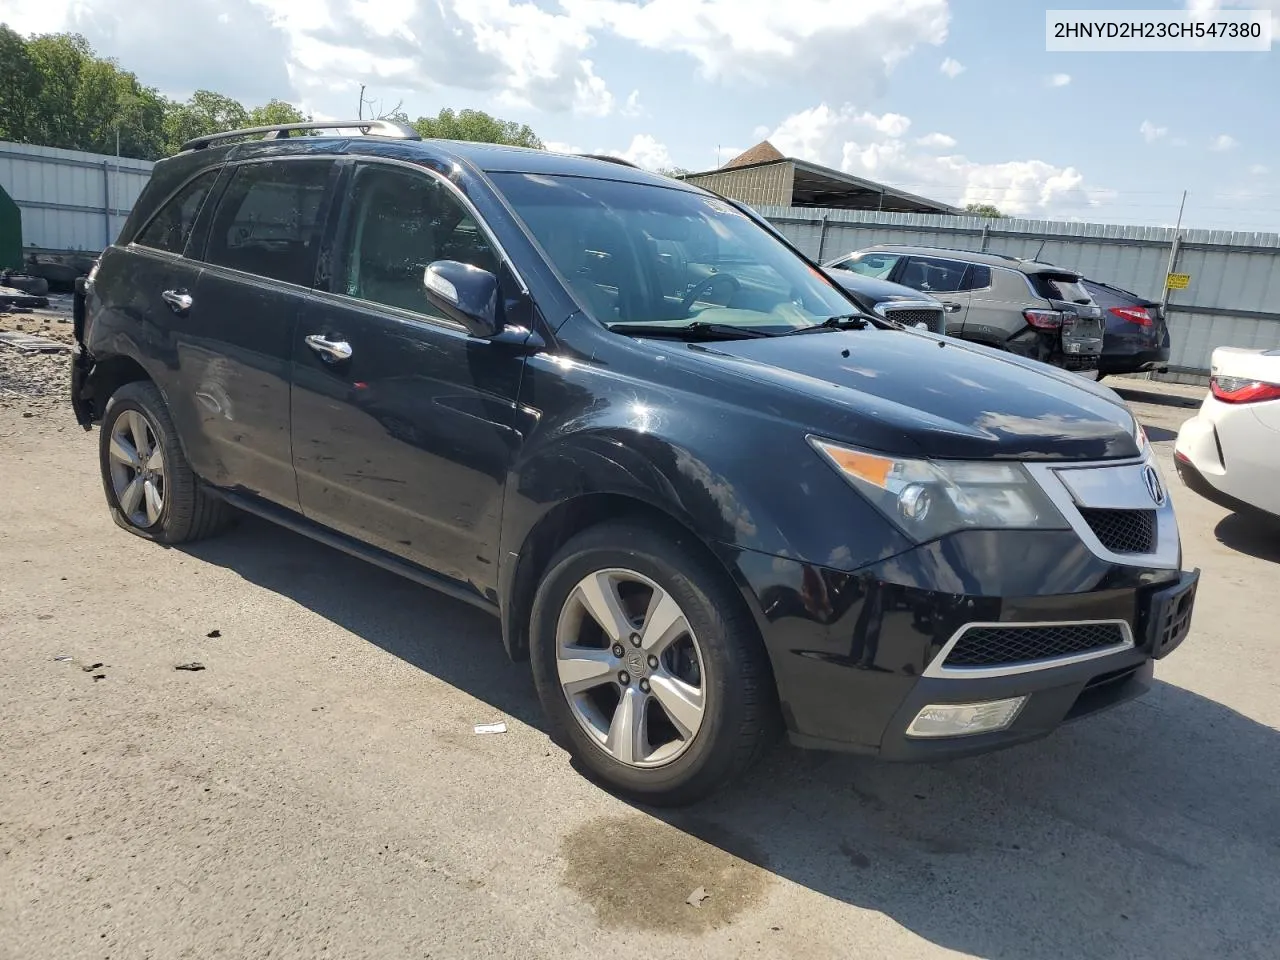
[530,520,776,806]
[99,380,232,543]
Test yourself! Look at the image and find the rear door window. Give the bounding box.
[203,160,334,286]
[898,256,969,293]
[962,264,992,290]
[134,170,220,255]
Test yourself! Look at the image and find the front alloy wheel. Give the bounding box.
[530,520,776,806]
[556,569,706,768]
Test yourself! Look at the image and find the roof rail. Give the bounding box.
[576,153,640,168]
[180,119,421,153]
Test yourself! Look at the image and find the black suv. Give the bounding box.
[71,121,1198,805]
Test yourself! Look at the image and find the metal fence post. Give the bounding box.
[817,214,829,262]
[102,160,112,249]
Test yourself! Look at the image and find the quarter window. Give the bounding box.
[204,160,333,286]
[134,170,219,255]
[335,164,500,317]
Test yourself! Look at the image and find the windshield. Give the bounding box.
[490,173,855,333]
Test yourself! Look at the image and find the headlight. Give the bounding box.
[809,437,1069,543]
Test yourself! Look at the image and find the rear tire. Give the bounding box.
[529,520,776,806]
[98,380,233,543]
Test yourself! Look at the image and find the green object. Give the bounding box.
[0,182,21,271]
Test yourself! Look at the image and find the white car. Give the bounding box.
[1175,346,1280,520]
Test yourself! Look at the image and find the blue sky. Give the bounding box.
[5,0,1277,229]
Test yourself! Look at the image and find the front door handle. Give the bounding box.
[942,302,963,313]
[161,289,193,314]
[305,334,353,362]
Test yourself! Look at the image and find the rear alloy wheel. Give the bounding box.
[99,380,233,543]
[530,521,775,806]
[107,409,167,528]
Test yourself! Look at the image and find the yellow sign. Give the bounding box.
[1167,273,1191,290]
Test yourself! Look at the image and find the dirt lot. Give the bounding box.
[1,341,1278,959]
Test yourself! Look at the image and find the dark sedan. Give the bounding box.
[1082,279,1171,379]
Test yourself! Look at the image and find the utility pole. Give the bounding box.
[1160,189,1188,313]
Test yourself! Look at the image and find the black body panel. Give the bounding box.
[76,133,1195,762]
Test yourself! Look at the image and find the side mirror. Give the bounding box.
[423,260,502,337]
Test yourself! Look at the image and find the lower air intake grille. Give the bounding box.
[1079,508,1157,554]
[944,623,1128,668]
[883,306,945,334]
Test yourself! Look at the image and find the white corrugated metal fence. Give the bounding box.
[0,141,155,254]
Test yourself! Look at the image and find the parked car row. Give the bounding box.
[821,244,1172,380]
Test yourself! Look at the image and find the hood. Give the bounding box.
[824,270,939,305]
[681,329,1139,461]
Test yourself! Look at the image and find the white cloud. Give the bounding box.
[1210,134,1239,151]
[565,0,951,96]
[916,132,957,149]
[622,90,645,117]
[1048,73,1071,87]
[608,133,675,170]
[1250,164,1270,175]
[939,56,965,78]
[1140,120,1168,143]
[544,140,585,155]
[768,102,1096,218]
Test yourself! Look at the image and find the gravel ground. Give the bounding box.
[1,376,1277,960]
[0,297,75,417]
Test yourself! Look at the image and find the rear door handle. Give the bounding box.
[305,334,353,362]
[161,289,193,314]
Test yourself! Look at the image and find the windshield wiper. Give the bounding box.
[608,322,772,340]
[780,314,872,335]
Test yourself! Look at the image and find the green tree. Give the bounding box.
[162,90,250,153]
[964,202,1005,218]
[412,108,543,148]
[656,166,691,178]
[0,30,168,159]
[248,99,311,128]
[0,25,41,144]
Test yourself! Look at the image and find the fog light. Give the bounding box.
[905,696,1027,739]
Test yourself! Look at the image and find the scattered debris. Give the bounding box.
[0,331,69,354]
[92,674,106,681]
[22,411,33,418]
[206,629,221,638]
[81,662,104,672]
[52,655,73,662]
[175,662,206,672]
[473,721,507,735]
[686,886,710,908]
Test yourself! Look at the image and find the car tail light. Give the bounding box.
[1110,305,1153,326]
[1024,309,1065,329]
[1210,375,1280,404]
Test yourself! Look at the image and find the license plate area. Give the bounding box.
[1143,569,1199,659]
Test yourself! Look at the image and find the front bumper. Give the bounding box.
[719,530,1197,761]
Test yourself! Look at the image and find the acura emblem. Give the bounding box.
[1143,464,1166,506]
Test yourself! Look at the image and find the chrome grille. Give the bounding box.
[944,623,1128,669]
[883,306,945,334]
[1079,508,1157,554]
